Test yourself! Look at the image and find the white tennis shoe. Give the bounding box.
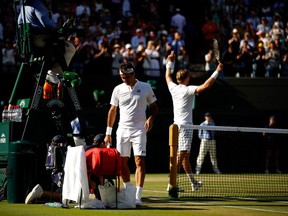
[192,181,203,192]
[25,184,43,204]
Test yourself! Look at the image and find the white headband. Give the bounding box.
[119,68,134,74]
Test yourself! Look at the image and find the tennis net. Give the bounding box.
[168,124,288,200]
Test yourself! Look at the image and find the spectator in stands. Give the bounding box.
[256,17,271,35]
[265,40,280,77]
[75,0,91,18]
[111,43,123,76]
[122,0,132,18]
[122,43,137,66]
[236,40,254,77]
[170,31,188,71]
[82,37,97,71]
[245,9,260,33]
[131,28,146,51]
[273,35,285,57]
[263,115,282,174]
[147,31,158,47]
[144,40,161,77]
[113,20,123,42]
[87,20,102,38]
[93,39,112,76]
[195,112,221,174]
[135,44,149,80]
[272,12,284,30]
[147,1,161,25]
[68,35,85,76]
[269,21,284,42]
[239,32,255,51]
[170,8,186,35]
[104,21,115,44]
[253,42,267,77]
[201,14,219,53]
[204,49,217,76]
[256,29,270,52]
[222,44,236,77]
[157,30,171,71]
[233,15,246,33]
[100,9,113,27]
[228,28,241,61]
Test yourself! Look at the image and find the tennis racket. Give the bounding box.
[212,39,220,63]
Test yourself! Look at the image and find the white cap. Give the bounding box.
[125,43,132,49]
[232,28,238,33]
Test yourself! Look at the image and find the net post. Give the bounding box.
[168,124,178,199]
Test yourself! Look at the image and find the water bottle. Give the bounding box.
[44,202,63,208]
[89,189,96,200]
[2,106,8,122]
[8,105,14,122]
[57,82,63,99]
[11,106,17,122]
[43,80,52,99]
[14,105,23,122]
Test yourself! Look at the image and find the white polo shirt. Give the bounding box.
[110,80,157,129]
[168,82,198,125]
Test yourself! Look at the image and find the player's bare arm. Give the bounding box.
[195,63,223,94]
[104,105,117,146]
[144,102,159,132]
[165,51,175,84]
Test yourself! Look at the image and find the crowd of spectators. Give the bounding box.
[1,0,288,78]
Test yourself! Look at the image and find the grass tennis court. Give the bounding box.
[177,173,288,198]
[1,174,288,216]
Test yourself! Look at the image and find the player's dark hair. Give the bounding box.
[119,63,135,74]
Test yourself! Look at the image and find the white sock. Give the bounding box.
[187,173,196,184]
[136,186,142,200]
[123,182,132,188]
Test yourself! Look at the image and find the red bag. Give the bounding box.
[85,147,121,177]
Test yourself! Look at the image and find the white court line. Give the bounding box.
[187,202,288,215]
[144,192,288,215]
[222,205,288,215]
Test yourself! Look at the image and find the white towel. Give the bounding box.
[62,146,89,206]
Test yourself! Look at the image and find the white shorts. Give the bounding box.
[178,125,193,151]
[116,128,147,157]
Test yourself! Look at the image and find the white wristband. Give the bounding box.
[211,71,219,79]
[106,127,113,135]
[166,61,174,73]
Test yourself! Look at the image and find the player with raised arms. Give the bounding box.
[165,51,223,192]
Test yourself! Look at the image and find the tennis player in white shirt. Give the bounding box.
[165,51,223,191]
[104,62,159,206]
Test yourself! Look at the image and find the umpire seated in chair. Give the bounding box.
[17,0,76,77]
